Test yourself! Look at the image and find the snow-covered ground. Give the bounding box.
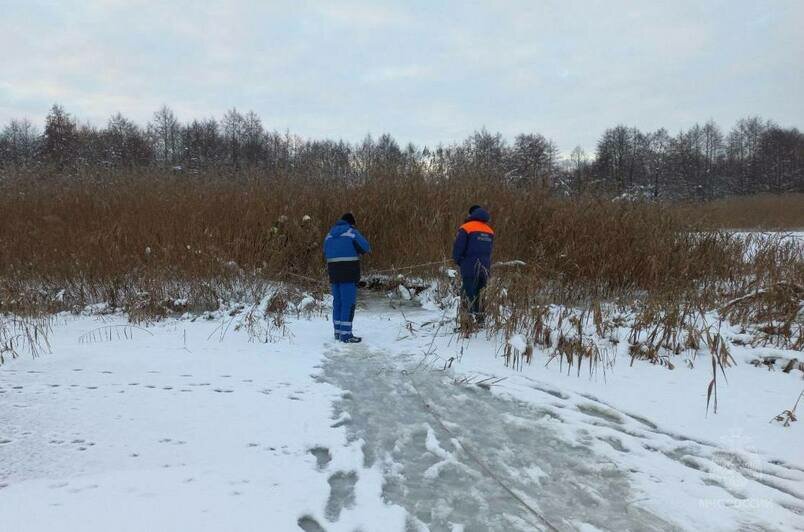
[1,294,802,531]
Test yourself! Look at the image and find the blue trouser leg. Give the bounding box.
[331,283,343,338]
[462,275,487,317]
[338,282,357,337]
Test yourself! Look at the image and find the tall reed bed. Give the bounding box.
[4,170,795,290]
[675,193,804,230]
[0,169,800,357]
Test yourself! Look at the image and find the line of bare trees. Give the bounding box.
[1,104,802,198]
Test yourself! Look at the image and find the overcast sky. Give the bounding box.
[1,0,801,153]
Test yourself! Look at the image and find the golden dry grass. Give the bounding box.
[676,193,804,230]
[0,168,800,320]
[0,168,801,389]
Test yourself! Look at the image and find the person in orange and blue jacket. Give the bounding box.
[452,205,494,324]
[323,212,371,343]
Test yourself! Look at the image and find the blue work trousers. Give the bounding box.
[331,282,357,337]
[462,274,488,317]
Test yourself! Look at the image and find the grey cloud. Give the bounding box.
[0,0,800,152]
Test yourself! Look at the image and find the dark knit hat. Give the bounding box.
[341,212,356,226]
[468,205,482,215]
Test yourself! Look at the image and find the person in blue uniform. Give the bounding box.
[452,205,494,324]
[323,212,371,342]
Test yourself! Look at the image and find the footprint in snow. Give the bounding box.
[324,471,358,522]
[576,403,625,424]
[598,436,630,453]
[68,484,99,493]
[297,515,327,532]
[309,447,332,470]
[530,384,570,400]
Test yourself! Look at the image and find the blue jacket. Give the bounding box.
[452,208,494,280]
[324,220,371,283]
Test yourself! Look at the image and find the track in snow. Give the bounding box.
[322,344,677,532]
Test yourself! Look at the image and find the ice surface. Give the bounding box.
[323,345,675,531]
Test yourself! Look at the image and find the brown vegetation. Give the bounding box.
[676,193,804,230]
[0,168,800,388]
[0,169,800,316]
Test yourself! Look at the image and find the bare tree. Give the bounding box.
[510,133,558,187]
[0,103,800,198]
[181,118,222,171]
[462,129,507,179]
[221,108,245,168]
[241,111,264,167]
[42,104,78,168]
[568,146,588,195]
[104,113,151,167]
[0,118,39,166]
[595,126,645,194]
[727,117,767,194]
[148,105,180,166]
[645,129,671,199]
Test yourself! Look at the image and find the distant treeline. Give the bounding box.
[1,104,802,199]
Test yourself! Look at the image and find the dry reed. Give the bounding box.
[0,169,800,375]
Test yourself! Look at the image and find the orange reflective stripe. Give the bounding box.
[460,221,494,235]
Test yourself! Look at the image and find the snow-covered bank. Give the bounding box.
[1,296,802,531]
[0,313,405,532]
